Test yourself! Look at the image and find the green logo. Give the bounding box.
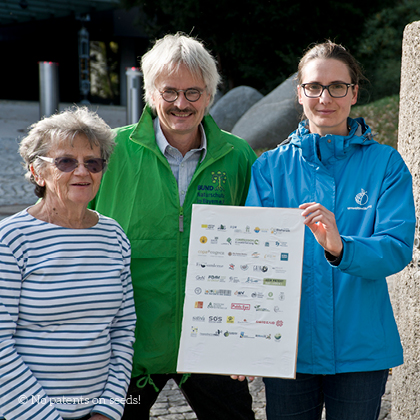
[212,171,227,191]
[263,278,287,286]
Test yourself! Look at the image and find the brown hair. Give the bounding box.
[297,40,366,88]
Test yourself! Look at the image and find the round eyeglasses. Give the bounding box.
[159,88,203,103]
[300,83,355,98]
[37,156,107,173]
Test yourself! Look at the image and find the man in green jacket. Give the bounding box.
[90,33,257,419]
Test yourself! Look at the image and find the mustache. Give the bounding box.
[168,107,196,114]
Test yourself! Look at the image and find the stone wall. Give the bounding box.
[392,20,420,420]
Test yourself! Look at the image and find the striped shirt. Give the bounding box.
[0,210,136,420]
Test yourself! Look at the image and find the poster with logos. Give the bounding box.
[177,204,305,379]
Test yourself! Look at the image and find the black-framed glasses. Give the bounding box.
[159,88,203,103]
[300,83,355,98]
[37,156,106,173]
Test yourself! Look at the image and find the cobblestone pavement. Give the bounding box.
[149,374,392,420]
[0,101,393,419]
[0,137,37,209]
[0,99,127,213]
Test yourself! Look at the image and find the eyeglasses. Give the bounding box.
[37,156,106,173]
[300,83,355,98]
[159,88,203,103]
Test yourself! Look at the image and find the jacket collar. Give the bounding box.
[288,117,376,166]
[129,106,233,160]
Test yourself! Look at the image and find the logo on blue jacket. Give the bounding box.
[355,189,368,206]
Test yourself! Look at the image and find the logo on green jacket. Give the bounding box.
[211,171,227,191]
[196,171,227,205]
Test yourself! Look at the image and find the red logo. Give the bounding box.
[231,303,250,311]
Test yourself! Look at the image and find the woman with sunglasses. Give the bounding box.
[0,107,136,420]
[245,41,415,419]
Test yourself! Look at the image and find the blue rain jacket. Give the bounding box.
[246,118,415,374]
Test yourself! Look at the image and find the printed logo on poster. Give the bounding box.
[207,302,228,310]
[263,278,287,286]
[231,303,251,311]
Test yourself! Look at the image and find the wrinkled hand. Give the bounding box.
[299,202,343,257]
[230,375,255,382]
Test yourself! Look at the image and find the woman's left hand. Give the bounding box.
[90,414,111,420]
[231,375,255,382]
[299,202,343,257]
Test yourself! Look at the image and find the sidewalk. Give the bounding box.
[0,99,127,215]
[0,99,127,138]
[0,100,393,419]
[150,374,393,420]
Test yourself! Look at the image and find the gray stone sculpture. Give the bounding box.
[231,73,303,150]
[391,20,420,420]
[210,86,263,132]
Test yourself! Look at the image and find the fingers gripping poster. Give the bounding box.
[177,205,305,379]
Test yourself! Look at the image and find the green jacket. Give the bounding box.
[90,106,257,377]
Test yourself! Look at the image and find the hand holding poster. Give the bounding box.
[177,204,305,379]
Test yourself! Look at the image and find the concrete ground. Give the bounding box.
[0,99,127,215]
[0,99,127,138]
[0,100,393,419]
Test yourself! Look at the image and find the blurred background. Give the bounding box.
[1,0,418,105]
[1,0,419,151]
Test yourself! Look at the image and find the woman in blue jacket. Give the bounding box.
[245,41,415,419]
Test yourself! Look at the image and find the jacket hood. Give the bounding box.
[286,117,377,165]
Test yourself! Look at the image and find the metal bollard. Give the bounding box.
[39,61,59,119]
[126,67,143,125]
[78,26,90,104]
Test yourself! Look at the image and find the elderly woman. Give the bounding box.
[0,107,136,420]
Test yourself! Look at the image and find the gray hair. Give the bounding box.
[19,106,115,198]
[141,32,220,114]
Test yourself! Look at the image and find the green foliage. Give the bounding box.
[350,95,399,149]
[118,0,420,104]
[356,0,420,101]
[120,0,391,95]
[90,41,120,102]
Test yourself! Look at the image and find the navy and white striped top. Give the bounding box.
[0,210,136,420]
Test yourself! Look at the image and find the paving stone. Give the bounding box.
[148,375,392,420]
[152,403,168,410]
[155,414,187,420]
[168,394,187,403]
[150,409,168,416]
[168,405,194,414]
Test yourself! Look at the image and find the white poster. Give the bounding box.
[177,204,305,379]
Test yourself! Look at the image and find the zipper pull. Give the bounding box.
[179,213,184,232]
